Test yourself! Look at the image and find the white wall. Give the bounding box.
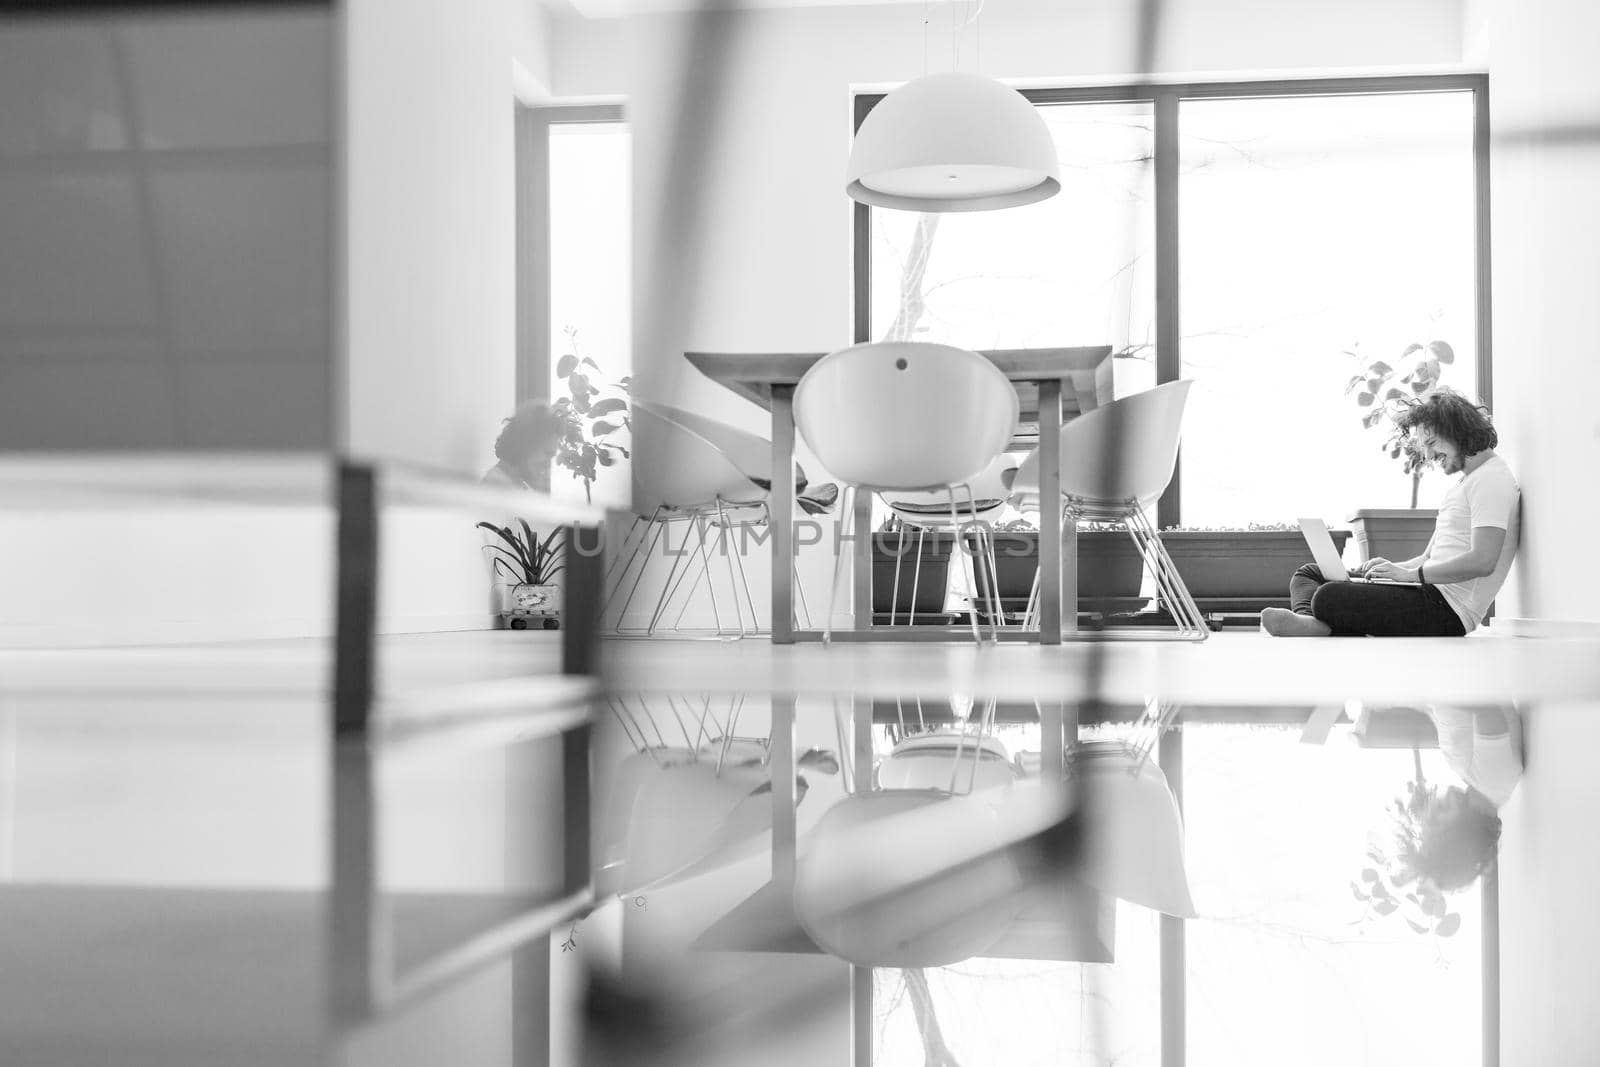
[1483,0,1600,625]
[554,0,1466,420]
[342,0,519,475]
[0,1,536,647]
[1498,702,1600,1065]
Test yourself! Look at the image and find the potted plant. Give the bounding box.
[553,328,631,504]
[477,519,565,630]
[1343,339,1452,562]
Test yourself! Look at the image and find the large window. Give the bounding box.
[520,106,631,507]
[858,78,1488,528]
[867,100,1158,403]
[1178,92,1478,525]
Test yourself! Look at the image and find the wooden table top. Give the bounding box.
[685,346,1115,413]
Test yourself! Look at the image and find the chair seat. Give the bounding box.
[888,498,1005,516]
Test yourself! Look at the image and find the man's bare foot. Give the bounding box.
[1260,607,1332,637]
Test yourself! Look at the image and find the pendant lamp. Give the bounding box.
[846,71,1060,212]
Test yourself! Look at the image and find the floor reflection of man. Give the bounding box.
[1367,704,1523,892]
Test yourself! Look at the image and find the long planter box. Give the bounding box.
[975,528,1353,603]
[978,530,1145,601]
[1161,529,1349,599]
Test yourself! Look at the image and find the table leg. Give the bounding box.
[771,387,796,644]
[853,488,873,632]
[771,694,797,890]
[1038,381,1064,643]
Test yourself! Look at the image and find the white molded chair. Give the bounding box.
[794,341,1020,644]
[605,405,774,638]
[1011,380,1207,640]
[636,400,805,492]
[607,400,816,637]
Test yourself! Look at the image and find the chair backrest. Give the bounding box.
[1010,380,1193,507]
[632,405,768,515]
[634,399,807,489]
[794,341,1019,491]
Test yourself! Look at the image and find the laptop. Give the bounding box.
[1297,517,1421,585]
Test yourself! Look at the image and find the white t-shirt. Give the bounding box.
[1424,453,1520,632]
[1429,704,1523,808]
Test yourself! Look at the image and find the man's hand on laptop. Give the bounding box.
[1359,558,1419,582]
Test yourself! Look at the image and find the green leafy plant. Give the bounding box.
[476,519,565,587]
[1345,339,1455,508]
[554,327,631,503]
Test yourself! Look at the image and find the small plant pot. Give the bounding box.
[1348,509,1438,564]
[502,582,562,630]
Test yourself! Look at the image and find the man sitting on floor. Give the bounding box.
[1262,389,1520,637]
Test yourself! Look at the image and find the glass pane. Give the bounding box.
[549,121,631,508]
[1178,92,1477,526]
[869,100,1158,400]
[1184,722,1481,1067]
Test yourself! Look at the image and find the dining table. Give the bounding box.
[684,346,1115,645]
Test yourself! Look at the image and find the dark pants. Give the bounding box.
[1289,564,1467,637]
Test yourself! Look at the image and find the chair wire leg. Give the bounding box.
[649,516,705,635]
[960,482,1002,641]
[823,486,854,647]
[666,521,715,634]
[718,499,759,637]
[1140,510,1207,639]
[610,513,667,634]
[1132,508,1206,640]
[946,486,983,645]
[905,525,926,629]
[603,514,647,598]
[1127,509,1207,641]
[710,500,751,639]
[646,518,695,635]
[1122,514,1183,638]
[889,521,906,627]
[688,512,730,637]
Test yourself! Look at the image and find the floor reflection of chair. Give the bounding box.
[793,341,1019,644]
[1012,380,1208,639]
[1025,699,1196,918]
[598,693,835,898]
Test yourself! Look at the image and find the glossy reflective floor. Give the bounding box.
[0,630,1593,1065]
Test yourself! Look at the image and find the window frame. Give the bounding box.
[516,102,626,406]
[851,74,1492,530]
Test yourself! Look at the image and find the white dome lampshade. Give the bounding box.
[846,71,1060,212]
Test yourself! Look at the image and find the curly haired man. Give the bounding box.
[1263,388,1520,637]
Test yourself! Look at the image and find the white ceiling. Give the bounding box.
[539,0,934,21]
